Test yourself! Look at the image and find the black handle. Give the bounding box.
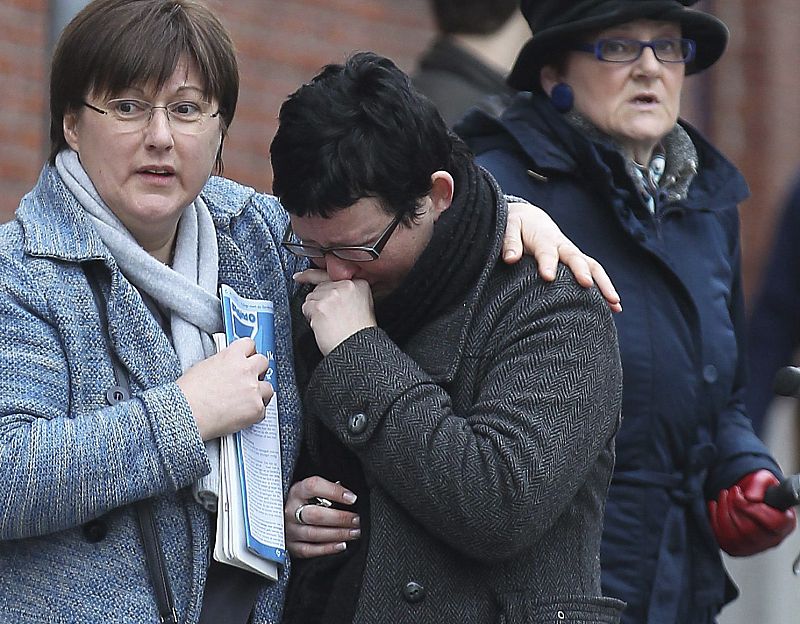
[773,366,800,397]
[764,474,800,511]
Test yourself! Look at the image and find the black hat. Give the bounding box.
[508,0,729,91]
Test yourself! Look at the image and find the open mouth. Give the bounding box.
[138,166,175,176]
[632,94,659,105]
[141,169,173,176]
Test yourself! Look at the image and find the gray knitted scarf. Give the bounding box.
[56,149,222,510]
[565,112,699,210]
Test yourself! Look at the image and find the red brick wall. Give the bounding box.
[208,0,433,195]
[0,0,47,219]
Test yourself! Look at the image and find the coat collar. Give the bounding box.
[18,165,257,263]
[417,37,514,97]
[396,171,507,384]
[458,92,750,210]
[19,165,112,262]
[17,165,268,393]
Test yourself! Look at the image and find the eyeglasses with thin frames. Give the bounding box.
[281,214,403,262]
[573,38,696,64]
[82,98,221,135]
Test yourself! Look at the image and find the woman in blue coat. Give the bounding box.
[458,1,796,622]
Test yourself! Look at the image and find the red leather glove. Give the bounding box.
[708,469,797,557]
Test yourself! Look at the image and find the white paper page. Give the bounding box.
[238,392,285,562]
[227,431,279,580]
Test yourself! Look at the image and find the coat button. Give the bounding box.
[703,365,718,384]
[106,385,130,405]
[348,412,368,435]
[82,519,108,543]
[402,581,426,603]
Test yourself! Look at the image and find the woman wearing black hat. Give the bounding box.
[458,1,796,623]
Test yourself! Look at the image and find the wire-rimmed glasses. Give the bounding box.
[82,98,220,135]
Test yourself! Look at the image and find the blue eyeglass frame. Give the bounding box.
[573,38,697,64]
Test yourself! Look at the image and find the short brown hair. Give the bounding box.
[49,0,239,173]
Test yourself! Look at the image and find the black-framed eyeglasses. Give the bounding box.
[281,214,403,262]
[573,38,696,64]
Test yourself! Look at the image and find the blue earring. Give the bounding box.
[550,83,574,113]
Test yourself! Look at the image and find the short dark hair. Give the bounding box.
[49,0,239,173]
[270,52,473,223]
[431,0,518,35]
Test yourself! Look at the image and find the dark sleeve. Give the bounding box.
[706,208,782,496]
[745,174,800,435]
[303,265,622,563]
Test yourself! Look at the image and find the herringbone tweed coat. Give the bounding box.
[294,190,625,623]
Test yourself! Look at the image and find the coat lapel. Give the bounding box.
[102,260,183,389]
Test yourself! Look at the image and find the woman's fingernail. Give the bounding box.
[352,515,361,527]
[335,542,347,552]
[349,529,361,538]
[343,491,357,504]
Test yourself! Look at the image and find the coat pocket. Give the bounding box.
[498,594,626,624]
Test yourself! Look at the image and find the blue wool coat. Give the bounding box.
[0,165,302,623]
[458,93,782,624]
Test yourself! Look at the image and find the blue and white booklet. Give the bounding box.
[213,284,286,580]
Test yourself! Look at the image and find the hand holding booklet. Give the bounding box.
[213,284,286,580]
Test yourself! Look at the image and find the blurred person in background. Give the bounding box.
[458,1,797,622]
[411,0,530,126]
[745,172,800,437]
[0,0,620,622]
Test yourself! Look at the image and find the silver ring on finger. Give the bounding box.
[294,503,312,525]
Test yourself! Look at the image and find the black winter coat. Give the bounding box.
[292,184,624,623]
[458,92,783,624]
